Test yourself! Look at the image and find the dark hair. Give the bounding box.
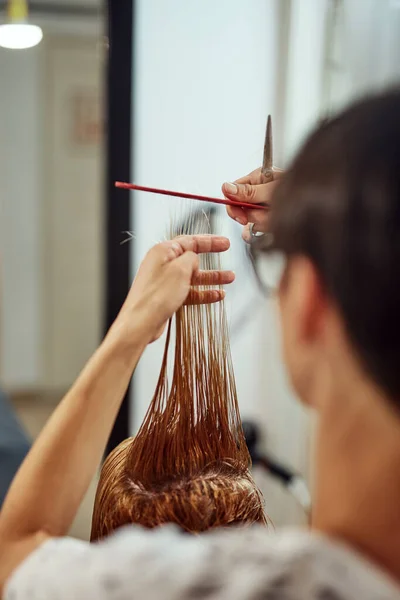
[265,88,400,401]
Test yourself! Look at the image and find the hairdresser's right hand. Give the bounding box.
[117,235,235,343]
[222,167,283,243]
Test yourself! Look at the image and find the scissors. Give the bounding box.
[261,114,274,183]
[245,114,274,239]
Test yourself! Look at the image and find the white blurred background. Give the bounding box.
[0,0,399,538]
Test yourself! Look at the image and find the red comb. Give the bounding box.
[115,182,268,210]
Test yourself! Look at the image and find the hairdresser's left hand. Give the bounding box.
[117,235,235,343]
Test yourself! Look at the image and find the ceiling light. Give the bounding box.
[0,0,43,50]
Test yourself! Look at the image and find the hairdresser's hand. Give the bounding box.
[222,167,283,243]
[118,235,234,343]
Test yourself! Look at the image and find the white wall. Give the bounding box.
[131,0,313,525]
[323,0,400,114]
[131,0,277,422]
[282,0,329,161]
[0,46,44,389]
[42,38,104,389]
[0,16,104,392]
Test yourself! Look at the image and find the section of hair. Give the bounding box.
[91,210,266,540]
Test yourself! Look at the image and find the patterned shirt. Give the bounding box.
[5,526,400,600]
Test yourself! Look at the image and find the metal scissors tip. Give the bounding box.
[261,114,273,180]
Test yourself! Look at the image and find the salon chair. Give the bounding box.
[0,388,30,506]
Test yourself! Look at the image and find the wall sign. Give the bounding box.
[71,88,102,146]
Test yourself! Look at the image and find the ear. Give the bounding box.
[281,256,327,345]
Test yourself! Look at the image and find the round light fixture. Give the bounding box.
[0,0,43,50]
[0,23,43,49]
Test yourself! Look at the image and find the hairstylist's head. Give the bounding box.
[256,89,400,574]
[264,90,400,408]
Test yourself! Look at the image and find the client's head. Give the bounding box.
[91,436,263,539]
[91,238,265,541]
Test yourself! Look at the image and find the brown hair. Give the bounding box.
[260,89,400,401]
[91,218,266,540]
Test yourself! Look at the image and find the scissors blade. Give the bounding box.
[261,114,274,181]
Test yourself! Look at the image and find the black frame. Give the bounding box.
[104,0,134,455]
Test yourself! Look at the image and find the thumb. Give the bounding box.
[170,250,199,280]
[223,181,269,205]
[223,181,272,226]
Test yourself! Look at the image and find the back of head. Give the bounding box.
[262,88,400,403]
[91,217,265,540]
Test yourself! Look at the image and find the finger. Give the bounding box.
[226,204,248,226]
[235,168,263,186]
[242,224,253,244]
[149,235,230,270]
[235,167,284,186]
[171,250,199,278]
[224,179,279,206]
[185,289,226,305]
[148,240,185,267]
[242,209,269,230]
[173,234,230,255]
[242,222,269,244]
[223,182,248,225]
[192,270,235,286]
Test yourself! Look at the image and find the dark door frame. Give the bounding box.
[104,0,134,455]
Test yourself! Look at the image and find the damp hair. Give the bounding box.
[91,211,266,540]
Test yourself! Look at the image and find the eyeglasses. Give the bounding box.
[248,236,286,296]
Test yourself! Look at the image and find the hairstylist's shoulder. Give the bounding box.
[4,526,197,600]
[5,526,400,600]
[4,536,90,599]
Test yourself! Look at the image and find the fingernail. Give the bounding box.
[224,182,238,195]
[171,242,181,254]
[235,217,246,226]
